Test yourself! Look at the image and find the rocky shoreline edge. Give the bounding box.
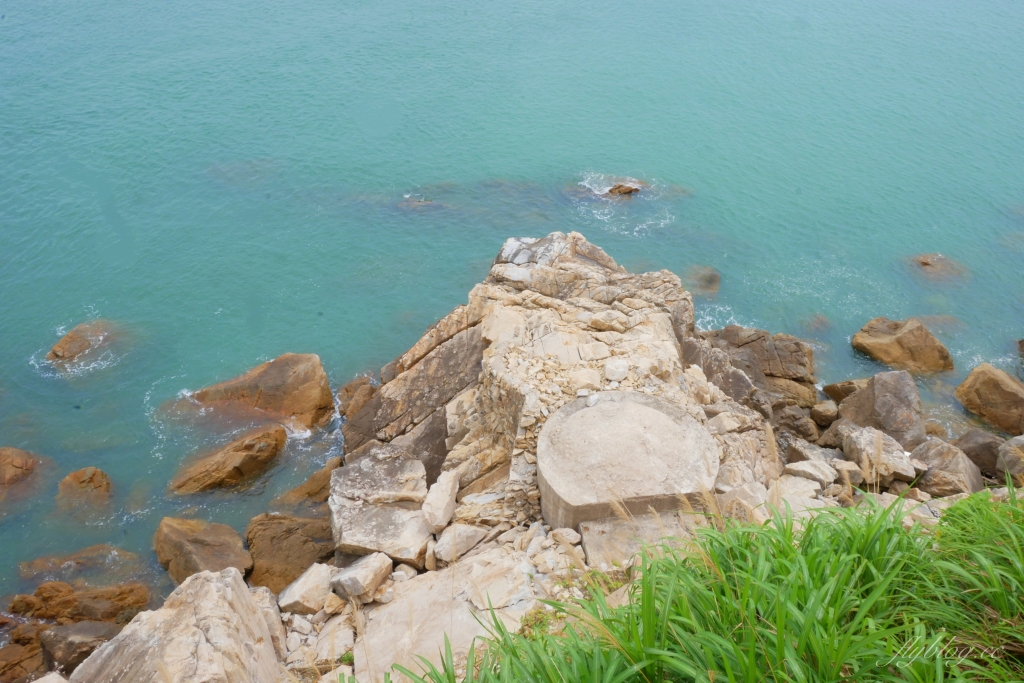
[2,231,1023,682]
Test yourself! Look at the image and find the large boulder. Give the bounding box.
[842,427,916,487]
[328,444,431,568]
[955,364,1024,435]
[39,621,121,675]
[851,318,954,373]
[537,392,719,529]
[68,568,284,683]
[46,320,116,365]
[56,467,112,508]
[839,370,927,450]
[245,513,334,593]
[170,426,287,494]
[9,581,149,623]
[153,518,252,585]
[191,353,334,429]
[911,440,984,497]
[352,547,538,683]
[702,325,815,384]
[951,429,1004,477]
[996,436,1024,481]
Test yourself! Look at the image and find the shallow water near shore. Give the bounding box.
[2,0,1024,597]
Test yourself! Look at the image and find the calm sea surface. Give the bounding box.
[2,0,1023,596]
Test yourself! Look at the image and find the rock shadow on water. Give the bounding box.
[684,265,721,297]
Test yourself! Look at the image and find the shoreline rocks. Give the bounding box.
[154,518,252,585]
[245,513,334,593]
[56,467,112,508]
[170,425,287,494]
[838,370,927,450]
[851,317,953,373]
[0,447,49,511]
[46,320,117,366]
[955,363,1024,435]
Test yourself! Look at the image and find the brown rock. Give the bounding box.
[909,253,968,281]
[40,620,121,675]
[911,440,984,497]
[773,404,819,441]
[169,425,287,494]
[337,376,373,417]
[839,370,927,450]
[153,518,252,585]
[951,429,1004,477]
[46,320,116,364]
[245,513,334,593]
[823,379,869,403]
[56,467,112,507]
[192,353,334,429]
[851,317,954,373]
[954,363,1024,436]
[765,376,817,408]
[1018,339,1024,358]
[9,581,148,624]
[0,640,45,683]
[606,183,641,196]
[19,545,141,583]
[996,436,1024,481]
[0,447,47,508]
[810,401,838,427]
[274,456,342,506]
[702,326,815,384]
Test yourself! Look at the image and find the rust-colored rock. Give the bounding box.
[191,353,334,429]
[337,376,374,417]
[954,364,1024,436]
[153,517,252,585]
[0,447,47,509]
[274,456,341,506]
[606,183,641,196]
[8,581,149,624]
[245,513,334,593]
[170,425,286,494]
[56,467,112,508]
[46,320,116,365]
[909,253,968,281]
[823,379,869,403]
[0,640,45,683]
[851,317,953,373]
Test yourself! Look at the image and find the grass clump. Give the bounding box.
[392,489,1024,683]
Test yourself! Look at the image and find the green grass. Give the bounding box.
[387,488,1024,683]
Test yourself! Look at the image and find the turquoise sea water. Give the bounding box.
[2,0,1024,598]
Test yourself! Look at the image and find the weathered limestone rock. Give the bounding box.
[68,568,284,683]
[765,377,818,408]
[817,418,858,449]
[329,444,431,567]
[39,621,121,675]
[911,440,984,498]
[716,482,771,525]
[248,586,287,660]
[839,370,927,450]
[33,674,68,683]
[580,512,702,569]
[46,320,116,365]
[996,436,1024,480]
[955,364,1024,435]
[170,425,286,494]
[191,353,334,429]
[771,474,821,499]
[783,460,837,487]
[832,460,866,486]
[786,438,841,464]
[537,392,719,529]
[274,456,342,507]
[434,524,487,563]
[952,429,1004,477]
[9,581,148,623]
[852,317,954,373]
[352,547,537,683]
[245,513,333,593]
[153,518,252,585]
[278,563,335,615]
[421,470,459,533]
[314,615,354,664]
[55,467,112,508]
[811,400,838,427]
[331,553,392,604]
[823,379,869,403]
[842,427,916,487]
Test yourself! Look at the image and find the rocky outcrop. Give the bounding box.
[56,467,111,508]
[46,320,116,365]
[955,364,1024,435]
[952,429,1004,477]
[9,581,148,623]
[191,353,334,429]
[170,425,287,494]
[336,376,373,416]
[702,325,815,384]
[68,568,284,683]
[911,440,984,497]
[153,518,252,585]
[851,317,954,373]
[40,621,121,675]
[839,370,927,450]
[245,513,334,593]
[0,623,49,682]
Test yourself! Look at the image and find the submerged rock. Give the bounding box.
[0,447,48,510]
[190,353,334,429]
[170,425,286,494]
[685,265,721,296]
[851,317,953,373]
[9,581,149,623]
[153,517,252,585]
[955,363,1024,436]
[46,320,117,366]
[605,183,641,196]
[838,370,927,450]
[68,568,284,683]
[19,545,141,583]
[909,253,968,281]
[245,513,334,593]
[56,467,112,508]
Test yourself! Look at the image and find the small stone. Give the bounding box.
[905,488,931,502]
[331,553,392,604]
[286,632,302,653]
[549,528,581,546]
[391,564,417,582]
[832,460,865,486]
[323,592,346,615]
[568,368,602,392]
[603,358,629,382]
[292,615,312,635]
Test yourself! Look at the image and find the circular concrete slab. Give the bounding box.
[537,391,720,529]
